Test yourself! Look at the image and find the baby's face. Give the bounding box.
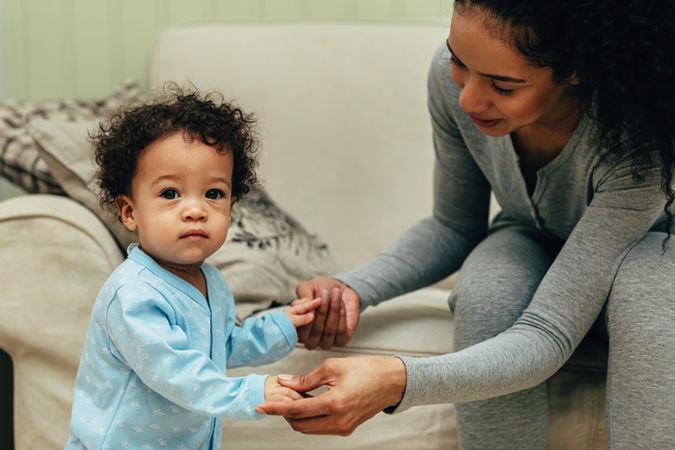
[117,132,234,270]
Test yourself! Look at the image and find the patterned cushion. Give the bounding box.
[0,81,140,194]
[209,186,336,319]
[27,118,337,320]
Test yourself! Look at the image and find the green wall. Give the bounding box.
[2,0,453,100]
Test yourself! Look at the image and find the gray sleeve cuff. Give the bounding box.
[382,356,408,414]
[384,355,433,414]
[333,273,376,310]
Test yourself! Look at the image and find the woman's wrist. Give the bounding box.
[382,356,407,408]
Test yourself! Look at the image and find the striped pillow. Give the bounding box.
[0,81,140,194]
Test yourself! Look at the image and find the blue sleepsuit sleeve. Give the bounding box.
[226,310,297,368]
[106,283,266,420]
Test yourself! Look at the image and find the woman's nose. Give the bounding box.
[457,75,490,114]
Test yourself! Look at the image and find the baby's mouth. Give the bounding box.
[181,229,208,239]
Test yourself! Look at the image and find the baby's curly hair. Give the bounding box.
[93,85,259,210]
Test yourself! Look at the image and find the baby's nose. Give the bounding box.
[182,199,207,220]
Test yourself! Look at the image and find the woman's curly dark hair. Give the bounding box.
[93,85,259,209]
[454,0,675,241]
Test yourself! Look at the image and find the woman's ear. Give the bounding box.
[569,71,581,86]
[115,195,137,232]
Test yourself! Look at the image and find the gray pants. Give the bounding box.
[448,224,675,449]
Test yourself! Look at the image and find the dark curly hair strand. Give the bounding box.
[93,85,259,210]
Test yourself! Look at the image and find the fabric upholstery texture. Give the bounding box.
[0,81,140,195]
[0,195,123,450]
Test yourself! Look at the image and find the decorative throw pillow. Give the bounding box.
[0,81,140,195]
[208,186,337,319]
[27,118,338,320]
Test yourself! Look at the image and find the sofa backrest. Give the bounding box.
[150,21,450,270]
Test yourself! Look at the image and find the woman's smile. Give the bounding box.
[468,114,502,128]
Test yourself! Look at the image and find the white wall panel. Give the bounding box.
[1,0,451,100]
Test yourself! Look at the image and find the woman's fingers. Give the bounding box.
[319,288,341,349]
[333,299,348,346]
[294,281,318,344]
[275,365,328,393]
[256,393,332,418]
[260,357,407,436]
[294,277,355,350]
[335,289,360,347]
[305,289,330,348]
[286,416,353,436]
[295,280,316,300]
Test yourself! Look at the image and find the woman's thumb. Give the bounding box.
[276,370,324,393]
[295,281,315,299]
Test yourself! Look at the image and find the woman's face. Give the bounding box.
[448,7,579,137]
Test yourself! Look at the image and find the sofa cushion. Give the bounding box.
[26,118,338,319]
[0,81,140,195]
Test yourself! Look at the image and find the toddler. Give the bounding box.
[65,89,320,449]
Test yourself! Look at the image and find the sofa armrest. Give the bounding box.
[0,195,123,449]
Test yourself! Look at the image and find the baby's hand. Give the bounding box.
[284,297,322,328]
[264,375,303,403]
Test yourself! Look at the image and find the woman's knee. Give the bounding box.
[607,232,675,338]
[449,225,556,343]
[605,233,675,447]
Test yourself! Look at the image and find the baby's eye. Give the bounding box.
[160,189,179,200]
[205,189,225,200]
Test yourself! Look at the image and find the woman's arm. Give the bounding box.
[262,151,665,435]
[395,157,665,409]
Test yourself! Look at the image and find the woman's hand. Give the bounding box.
[256,356,407,436]
[294,277,361,350]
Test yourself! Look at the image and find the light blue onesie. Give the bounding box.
[66,244,297,450]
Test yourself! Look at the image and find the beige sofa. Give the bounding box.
[0,21,606,449]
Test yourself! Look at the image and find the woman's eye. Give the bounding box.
[449,55,465,68]
[491,82,514,96]
[205,189,225,200]
[161,189,179,200]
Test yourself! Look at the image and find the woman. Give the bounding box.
[257,1,675,448]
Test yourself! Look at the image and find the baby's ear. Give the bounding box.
[115,195,137,232]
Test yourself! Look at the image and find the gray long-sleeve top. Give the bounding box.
[337,43,666,411]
